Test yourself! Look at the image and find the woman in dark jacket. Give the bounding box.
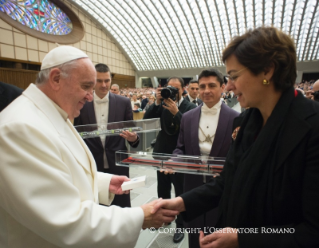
[154,26,319,248]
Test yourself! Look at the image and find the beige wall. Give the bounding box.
[0,0,135,77]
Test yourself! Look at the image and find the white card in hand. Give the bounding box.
[121,176,146,191]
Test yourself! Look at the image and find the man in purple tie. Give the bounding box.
[173,68,239,248]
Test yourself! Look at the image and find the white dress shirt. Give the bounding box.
[176,96,184,107]
[198,100,222,156]
[94,92,109,169]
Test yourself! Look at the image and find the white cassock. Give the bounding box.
[0,84,144,248]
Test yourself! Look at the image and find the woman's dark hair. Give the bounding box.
[222,26,296,92]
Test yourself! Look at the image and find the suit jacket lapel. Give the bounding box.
[87,101,97,124]
[210,103,230,157]
[191,106,201,155]
[275,93,315,171]
[86,101,103,148]
[104,93,115,146]
[179,99,189,112]
[108,93,116,123]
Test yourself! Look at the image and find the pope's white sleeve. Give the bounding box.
[97,172,115,205]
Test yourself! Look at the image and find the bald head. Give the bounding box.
[313,80,319,91]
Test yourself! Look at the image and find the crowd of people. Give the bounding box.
[117,80,319,106]
[114,79,319,117]
[116,86,242,114]
[295,80,319,101]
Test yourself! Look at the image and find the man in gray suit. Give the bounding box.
[173,68,239,248]
[74,63,139,208]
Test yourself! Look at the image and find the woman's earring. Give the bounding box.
[262,79,269,85]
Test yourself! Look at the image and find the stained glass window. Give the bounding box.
[0,0,73,35]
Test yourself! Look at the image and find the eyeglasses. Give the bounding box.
[224,67,247,83]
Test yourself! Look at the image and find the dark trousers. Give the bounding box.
[157,171,184,227]
[103,168,131,208]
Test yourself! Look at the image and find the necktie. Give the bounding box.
[192,100,197,104]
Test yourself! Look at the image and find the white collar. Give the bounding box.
[201,99,221,112]
[48,97,68,121]
[188,95,197,102]
[176,96,184,106]
[23,84,68,134]
[94,91,109,102]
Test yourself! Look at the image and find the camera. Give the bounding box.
[161,86,179,101]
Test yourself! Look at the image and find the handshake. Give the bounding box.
[110,175,184,229]
[140,197,185,229]
[141,197,239,248]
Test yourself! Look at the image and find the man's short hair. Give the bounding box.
[167,77,184,88]
[198,68,224,86]
[95,63,111,73]
[188,79,199,85]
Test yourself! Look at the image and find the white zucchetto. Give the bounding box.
[41,46,88,70]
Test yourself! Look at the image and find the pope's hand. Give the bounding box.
[109,175,130,195]
[141,198,179,229]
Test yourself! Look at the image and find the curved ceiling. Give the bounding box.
[71,0,319,71]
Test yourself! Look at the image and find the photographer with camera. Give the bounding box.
[305,79,319,102]
[144,77,196,243]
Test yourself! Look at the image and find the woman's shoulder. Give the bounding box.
[233,108,250,123]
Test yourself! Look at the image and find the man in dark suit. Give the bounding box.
[74,63,139,208]
[0,81,23,112]
[173,68,239,248]
[144,77,196,243]
[184,79,203,106]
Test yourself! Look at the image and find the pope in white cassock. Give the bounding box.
[0,46,177,248]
